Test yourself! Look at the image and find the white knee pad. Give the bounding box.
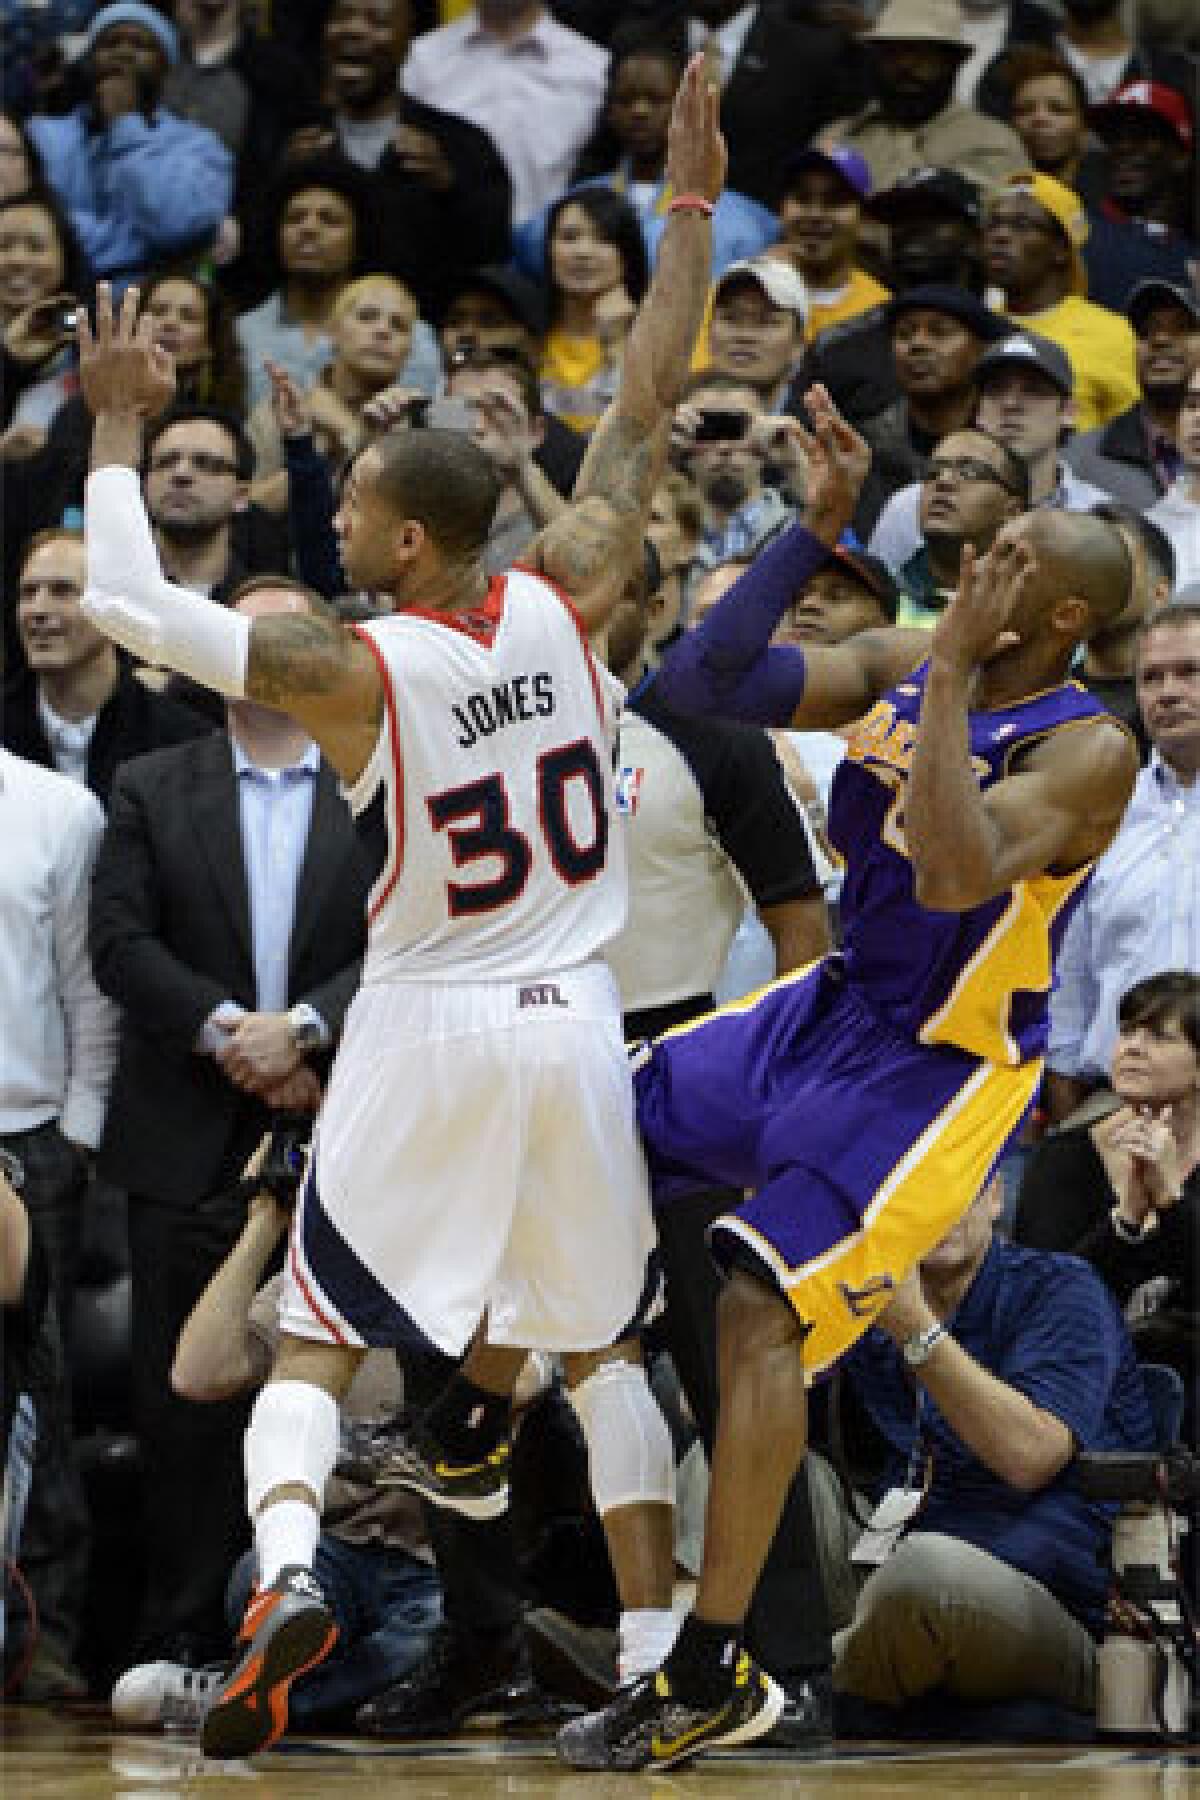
[570,1360,676,1515]
[244,1379,339,1517]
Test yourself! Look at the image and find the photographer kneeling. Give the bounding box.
[825,1175,1154,1720]
[111,1124,441,1731]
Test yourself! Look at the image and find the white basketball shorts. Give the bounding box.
[278,961,658,1356]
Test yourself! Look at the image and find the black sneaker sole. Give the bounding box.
[201,1604,336,1759]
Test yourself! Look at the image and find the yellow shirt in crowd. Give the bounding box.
[1002,294,1138,433]
[806,267,891,343]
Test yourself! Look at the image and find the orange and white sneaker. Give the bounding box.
[200,1567,336,1759]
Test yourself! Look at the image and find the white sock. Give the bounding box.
[619,1607,681,1685]
[255,1498,321,1589]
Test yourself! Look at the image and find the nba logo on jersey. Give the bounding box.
[615,763,645,816]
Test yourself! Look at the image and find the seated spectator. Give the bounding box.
[1089,82,1196,245]
[0,186,90,459]
[235,152,377,412]
[983,171,1138,431]
[4,527,209,807]
[0,109,42,203]
[1046,603,1200,1122]
[23,267,249,544]
[285,0,511,321]
[1003,47,1099,198]
[1149,366,1200,591]
[869,331,1095,581]
[1079,503,1175,751]
[609,2,865,211]
[401,1,608,226]
[245,274,418,511]
[797,165,987,428]
[831,1175,1154,1713]
[1015,970,1199,1432]
[517,37,775,285]
[141,405,258,603]
[110,1131,441,1734]
[855,285,1007,537]
[164,0,322,253]
[27,3,233,287]
[874,423,1027,624]
[973,332,1111,508]
[672,373,803,572]
[1054,0,1197,108]
[951,0,1059,119]
[771,147,889,346]
[1068,280,1199,512]
[820,0,1030,197]
[538,185,647,435]
[708,256,808,413]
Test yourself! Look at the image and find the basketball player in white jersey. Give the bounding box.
[78,57,730,1761]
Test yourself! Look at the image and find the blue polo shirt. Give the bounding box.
[844,1239,1154,1635]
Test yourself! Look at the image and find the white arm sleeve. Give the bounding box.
[82,465,250,698]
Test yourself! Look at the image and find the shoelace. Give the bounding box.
[159,1665,225,1729]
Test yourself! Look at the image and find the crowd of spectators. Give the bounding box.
[0,0,1197,1752]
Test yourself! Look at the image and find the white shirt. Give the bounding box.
[954,2,1010,106]
[0,750,118,1146]
[1147,479,1200,595]
[402,7,608,223]
[1048,754,1200,1080]
[37,692,98,787]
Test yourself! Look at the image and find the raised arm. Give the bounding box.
[905,540,1138,912]
[526,55,725,631]
[79,286,380,784]
[653,385,927,728]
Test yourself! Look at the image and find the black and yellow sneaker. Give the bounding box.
[556,1651,784,1771]
[339,1415,510,1520]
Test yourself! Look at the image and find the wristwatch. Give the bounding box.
[902,1322,947,1369]
[287,1003,327,1054]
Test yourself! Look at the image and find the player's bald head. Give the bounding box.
[1013,509,1133,639]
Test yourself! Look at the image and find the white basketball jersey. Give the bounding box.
[346,569,628,982]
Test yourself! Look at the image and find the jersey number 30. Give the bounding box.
[427,740,608,917]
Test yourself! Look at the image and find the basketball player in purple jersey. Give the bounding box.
[558,390,1141,1769]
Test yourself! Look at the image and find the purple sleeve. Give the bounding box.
[654,523,830,724]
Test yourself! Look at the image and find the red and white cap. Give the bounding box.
[1090,81,1194,149]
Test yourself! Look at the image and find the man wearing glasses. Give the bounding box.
[894,425,1029,627]
[143,407,263,604]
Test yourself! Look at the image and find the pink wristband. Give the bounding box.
[667,194,715,217]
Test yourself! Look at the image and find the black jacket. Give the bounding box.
[3,658,212,809]
[89,733,371,1207]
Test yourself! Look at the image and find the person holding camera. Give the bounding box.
[672,371,807,578]
[112,1126,442,1732]
[26,4,232,288]
[829,1174,1154,1720]
[88,582,374,1688]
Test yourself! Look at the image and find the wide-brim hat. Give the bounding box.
[862,0,971,60]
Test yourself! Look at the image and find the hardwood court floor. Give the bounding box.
[2,1711,1199,1799]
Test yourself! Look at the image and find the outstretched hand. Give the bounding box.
[78,282,176,420]
[797,384,870,546]
[932,535,1034,676]
[665,52,727,204]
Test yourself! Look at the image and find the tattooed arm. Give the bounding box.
[525,56,725,632]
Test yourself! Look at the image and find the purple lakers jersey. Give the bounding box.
[830,665,1112,1065]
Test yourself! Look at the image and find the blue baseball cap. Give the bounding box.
[784,145,872,202]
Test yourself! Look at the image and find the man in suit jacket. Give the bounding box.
[617,2,867,209]
[88,583,372,1668]
[5,527,211,810]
